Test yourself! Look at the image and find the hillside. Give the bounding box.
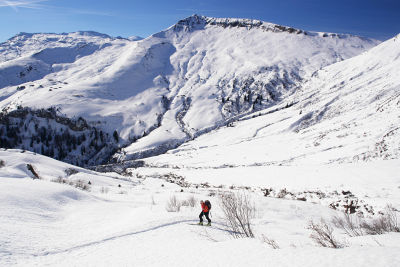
[0,15,378,165]
[141,33,400,168]
[1,16,400,267]
[1,149,399,266]
[0,31,129,88]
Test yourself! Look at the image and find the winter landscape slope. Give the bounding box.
[0,31,129,89]
[0,15,379,165]
[142,33,400,168]
[1,149,400,266]
[1,15,400,267]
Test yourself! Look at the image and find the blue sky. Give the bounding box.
[0,0,399,42]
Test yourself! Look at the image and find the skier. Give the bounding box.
[198,200,211,226]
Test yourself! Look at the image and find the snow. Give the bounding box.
[1,15,400,266]
[0,31,116,63]
[138,33,400,168]
[1,149,400,266]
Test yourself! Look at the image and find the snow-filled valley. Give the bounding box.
[1,15,400,266]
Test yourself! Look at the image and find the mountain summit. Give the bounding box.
[173,14,366,39]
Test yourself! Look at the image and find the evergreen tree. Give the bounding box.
[113,130,119,142]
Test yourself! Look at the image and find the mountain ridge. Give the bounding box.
[0,15,385,166]
[172,14,376,40]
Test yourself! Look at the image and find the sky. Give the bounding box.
[0,0,399,42]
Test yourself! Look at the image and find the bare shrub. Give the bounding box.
[362,217,389,235]
[187,195,196,207]
[166,195,181,212]
[361,206,399,235]
[74,179,90,191]
[100,187,109,194]
[307,219,345,248]
[181,195,196,207]
[332,213,364,237]
[385,204,399,231]
[52,176,66,184]
[333,205,399,236]
[51,176,75,186]
[261,234,280,249]
[64,168,79,176]
[181,200,190,206]
[219,191,255,238]
[0,159,5,168]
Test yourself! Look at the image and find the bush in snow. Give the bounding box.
[187,195,196,207]
[332,213,364,237]
[74,179,90,191]
[165,195,182,212]
[0,159,5,168]
[180,200,189,206]
[64,168,79,176]
[52,176,73,185]
[52,177,90,191]
[307,219,345,248]
[361,205,399,235]
[332,205,399,236]
[261,234,280,249]
[219,191,256,238]
[180,196,196,207]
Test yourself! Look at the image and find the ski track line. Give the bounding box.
[32,219,228,257]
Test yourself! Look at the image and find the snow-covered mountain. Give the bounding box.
[1,17,400,267]
[0,31,115,62]
[141,33,400,168]
[0,15,379,165]
[0,31,131,89]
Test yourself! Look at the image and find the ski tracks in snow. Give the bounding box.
[31,219,229,257]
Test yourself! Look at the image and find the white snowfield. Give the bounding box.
[0,15,378,160]
[1,149,400,266]
[1,15,400,267]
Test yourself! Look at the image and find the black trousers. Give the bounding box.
[199,211,211,223]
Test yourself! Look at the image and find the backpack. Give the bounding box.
[205,200,211,210]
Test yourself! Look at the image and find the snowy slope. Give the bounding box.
[0,31,115,63]
[1,18,399,266]
[1,149,400,266]
[119,15,379,160]
[140,33,400,169]
[0,31,130,89]
[0,15,379,165]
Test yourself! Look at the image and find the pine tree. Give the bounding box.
[113,130,119,142]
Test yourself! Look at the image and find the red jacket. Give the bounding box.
[201,202,209,213]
